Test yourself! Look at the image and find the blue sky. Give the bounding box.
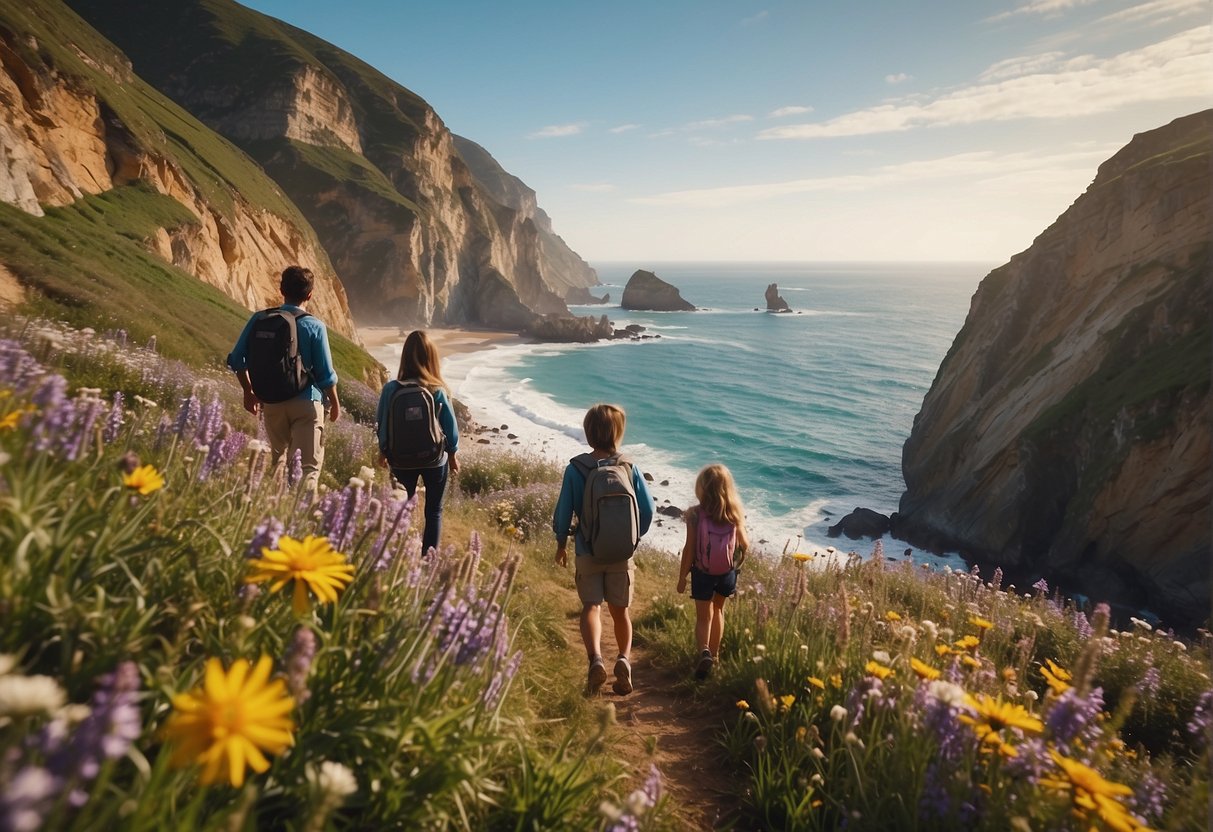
[242,0,1210,263]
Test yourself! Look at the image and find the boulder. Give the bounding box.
[526,313,614,343]
[828,508,892,540]
[765,283,791,312]
[620,270,695,311]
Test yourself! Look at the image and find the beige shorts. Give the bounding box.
[574,555,634,608]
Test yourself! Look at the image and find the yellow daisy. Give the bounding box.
[958,694,1043,755]
[1040,658,1072,695]
[163,656,295,787]
[246,535,355,615]
[122,464,165,495]
[1040,752,1150,832]
[864,660,894,679]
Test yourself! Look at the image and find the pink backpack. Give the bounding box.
[696,510,739,576]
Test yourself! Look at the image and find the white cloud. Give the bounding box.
[529,122,586,139]
[1097,0,1208,26]
[770,105,813,118]
[758,26,1211,140]
[987,0,1100,22]
[885,73,912,84]
[685,114,754,130]
[979,51,1067,82]
[632,145,1116,207]
[570,182,617,192]
[609,123,641,133]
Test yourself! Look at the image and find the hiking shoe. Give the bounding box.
[587,657,607,693]
[694,649,714,681]
[612,655,633,695]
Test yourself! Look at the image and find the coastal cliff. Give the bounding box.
[68,0,598,331]
[897,111,1211,624]
[0,1,356,337]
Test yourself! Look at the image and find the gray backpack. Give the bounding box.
[571,453,640,562]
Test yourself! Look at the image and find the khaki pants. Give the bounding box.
[264,398,325,490]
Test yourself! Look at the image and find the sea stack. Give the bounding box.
[765,283,792,312]
[620,269,696,311]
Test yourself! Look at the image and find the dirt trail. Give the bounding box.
[572,617,739,830]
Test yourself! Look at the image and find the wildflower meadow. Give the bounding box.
[0,316,1209,831]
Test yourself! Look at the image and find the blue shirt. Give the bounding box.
[552,456,655,556]
[375,381,459,465]
[227,304,338,401]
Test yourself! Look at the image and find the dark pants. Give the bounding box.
[391,463,448,556]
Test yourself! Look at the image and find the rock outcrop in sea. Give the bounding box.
[765,284,791,312]
[620,270,696,312]
[896,110,1211,625]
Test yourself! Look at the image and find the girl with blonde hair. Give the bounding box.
[376,330,459,554]
[676,463,749,679]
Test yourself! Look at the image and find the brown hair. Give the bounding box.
[280,265,315,304]
[397,330,447,392]
[695,464,750,551]
[583,403,626,453]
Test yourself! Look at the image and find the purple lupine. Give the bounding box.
[41,661,141,807]
[194,396,224,447]
[284,627,317,704]
[0,339,44,392]
[288,448,303,486]
[1045,686,1105,754]
[173,393,199,439]
[1137,666,1161,699]
[1188,688,1213,739]
[482,650,523,710]
[247,516,285,558]
[0,766,59,832]
[102,392,124,443]
[372,495,417,572]
[1128,770,1168,826]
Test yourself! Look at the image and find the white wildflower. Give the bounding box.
[306,760,358,799]
[0,675,66,717]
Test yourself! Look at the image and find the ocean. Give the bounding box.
[444,262,992,563]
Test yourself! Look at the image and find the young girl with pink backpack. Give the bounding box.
[676,464,750,680]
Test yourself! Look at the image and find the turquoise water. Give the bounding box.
[452,261,989,555]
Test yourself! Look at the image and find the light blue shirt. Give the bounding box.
[227,304,338,401]
[552,456,655,555]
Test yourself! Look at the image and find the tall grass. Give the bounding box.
[0,318,675,831]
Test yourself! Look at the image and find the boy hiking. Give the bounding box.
[677,464,749,680]
[227,265,340,491]
[376,330,459,556]
[553,404,655,695]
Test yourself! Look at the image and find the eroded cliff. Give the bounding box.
[897,111,1211,624]
[0,2,355,337]
[69,0,597,330]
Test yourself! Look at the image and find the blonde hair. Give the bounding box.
[583,403,626,453]
[397,330,447,392]
[695,464,749,551]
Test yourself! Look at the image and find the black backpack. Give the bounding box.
[246,308,311,403]
[384,380,446,468]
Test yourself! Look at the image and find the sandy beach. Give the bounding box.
[358,324,695,556]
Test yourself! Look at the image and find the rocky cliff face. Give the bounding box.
[0,4,356,337]
[621,269,696,311]
[69,0,594,331]
[897,111,1211,625]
